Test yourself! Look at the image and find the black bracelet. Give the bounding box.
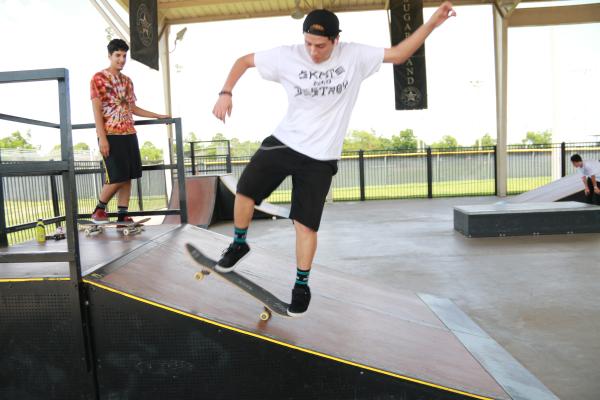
[219,91,233,97]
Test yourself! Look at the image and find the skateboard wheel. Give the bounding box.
[259,309,271,321]
[194,270,210,281]
[194,272,205,281]
[84,228,91,236]
[123,228,130,236]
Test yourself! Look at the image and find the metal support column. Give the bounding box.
[57,70,99,397]
[493,5,509,197]
[174,118,188,224]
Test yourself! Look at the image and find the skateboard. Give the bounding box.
[78,217,150,236]
[185,243,290,321]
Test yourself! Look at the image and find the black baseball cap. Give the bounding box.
[303,9,341,38]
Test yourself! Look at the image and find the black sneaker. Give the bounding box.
[216,242,250,273]
[287,285,311,317]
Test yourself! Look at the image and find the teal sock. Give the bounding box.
[295,268,310,287]
[117,206,128,222]
[234,227,248,244]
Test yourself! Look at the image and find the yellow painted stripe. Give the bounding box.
[0,277,70,283]
[84,279,493,400]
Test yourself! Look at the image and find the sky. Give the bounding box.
[0,0,599,155]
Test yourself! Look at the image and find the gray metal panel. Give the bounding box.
[454,202,600,237]
[453,208,469,236]
[455,201,600,215]
[420,294,560,400]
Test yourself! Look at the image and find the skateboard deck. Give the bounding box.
[78,217,150,236]
[185,243,290,321]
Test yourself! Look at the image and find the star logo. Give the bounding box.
[136,4,153,47]
[400,86,422,107]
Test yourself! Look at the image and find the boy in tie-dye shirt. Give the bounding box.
[90,39,168,225]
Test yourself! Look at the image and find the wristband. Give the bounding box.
[219,91,232,97]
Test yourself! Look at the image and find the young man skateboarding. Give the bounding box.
[211,3,456,316]
[571,154,600,205]
[90,39,169,226]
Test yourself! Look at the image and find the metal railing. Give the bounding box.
[0,68,97,398]
[218,142,599,203]
[2,161,170,245]
[186,140,231,176]
[0,67,190,400]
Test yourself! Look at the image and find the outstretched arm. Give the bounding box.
[132,105,170,119]
[383,1,456,64]
[213,53,255,123]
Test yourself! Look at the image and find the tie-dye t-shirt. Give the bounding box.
[90,70,137,135]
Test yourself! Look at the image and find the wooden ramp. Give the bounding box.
[164,175,218,226]
[164,175,288,227]
[218,174,289,220]
[80,224,557,400]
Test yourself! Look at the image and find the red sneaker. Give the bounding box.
[91,208,109,223]
[117,216,135,229]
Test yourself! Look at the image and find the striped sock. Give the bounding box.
[295,268,310,287]
[117,206,128,221]
[234,227,248,244]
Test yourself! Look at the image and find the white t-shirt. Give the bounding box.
[577,162,596,178]
[254,42,384,160]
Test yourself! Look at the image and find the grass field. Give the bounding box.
[4,176,552,244]
[4,196,167,245]
[265,177,552,203]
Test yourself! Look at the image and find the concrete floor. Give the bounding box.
[211,197,600,400]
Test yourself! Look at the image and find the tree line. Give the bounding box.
[0,128,557,161]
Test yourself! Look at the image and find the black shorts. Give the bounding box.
[237,136,338,232]
[101,134,142,184]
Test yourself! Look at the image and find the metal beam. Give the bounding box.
[77,210,181,219]
[114,0,552,24]
[0,161,69,176]
[99,0,130,34]
[0,68,67,84]
[159,0,261,8]
[493,6,508,197]
[0,251,73,263]
[89,0,130,44]
[0,113,59,129]
[6,216,67,234]
[508,3,600,27]
[72,117,176,130]
[0,252,75,263]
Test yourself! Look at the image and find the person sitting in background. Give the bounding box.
[571,154,600,205]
